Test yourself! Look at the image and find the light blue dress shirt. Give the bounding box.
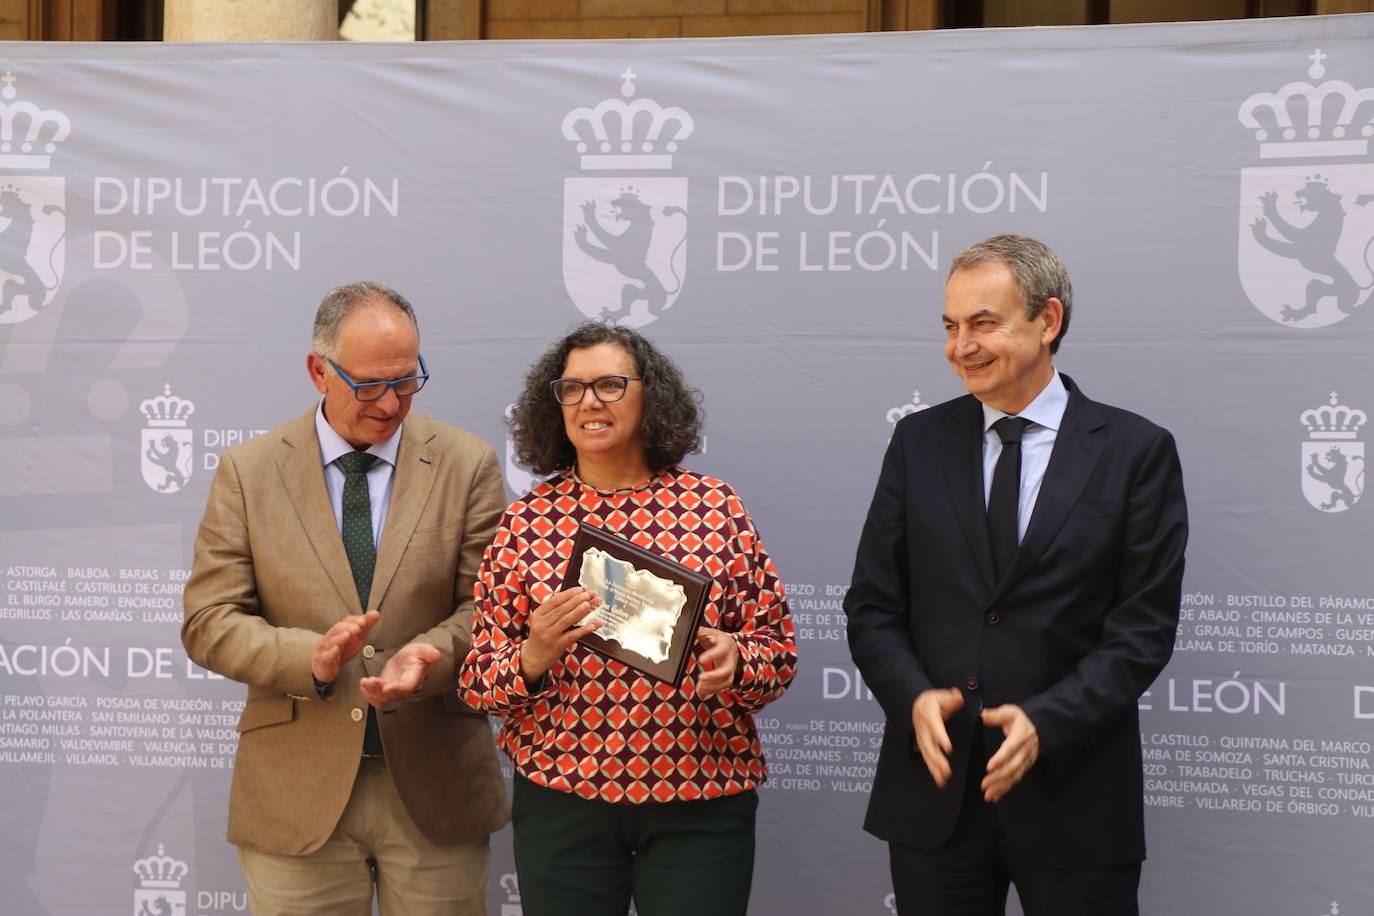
[314,399,401,551]
[980,371,1069,543]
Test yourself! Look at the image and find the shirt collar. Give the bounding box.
[314,398,402,469]
[981,370,1068,434]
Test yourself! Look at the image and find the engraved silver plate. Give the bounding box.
[561,523,711,685]
[577,546,686,664]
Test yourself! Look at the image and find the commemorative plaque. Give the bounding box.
[559,523,711,686]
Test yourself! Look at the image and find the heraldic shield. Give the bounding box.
[1302,439,1364,513]
[141,427,193,494]
[0,176,65,325]
[134,886,186,916]
[563,176,687,329]
[1238,163,1374,329]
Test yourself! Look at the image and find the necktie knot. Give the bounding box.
[992,416,1030,445]
[336,451,378,477]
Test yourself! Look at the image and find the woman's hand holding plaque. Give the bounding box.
[519,587,603,685]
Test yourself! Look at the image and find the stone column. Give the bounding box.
[165,0,337,41]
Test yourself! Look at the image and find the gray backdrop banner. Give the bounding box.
[1,14,1372,915]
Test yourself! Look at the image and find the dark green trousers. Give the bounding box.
[512,774,757,916]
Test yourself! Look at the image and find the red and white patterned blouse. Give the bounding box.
[459,466,797,804]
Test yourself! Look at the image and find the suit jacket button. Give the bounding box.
[965,677,980,691]
[350,707,364,722]
[363,645,375,659]
[985,612,1000,625]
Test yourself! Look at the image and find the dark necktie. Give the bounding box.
[336,450,382,755]
[988,417,1031,582]
[337,451,378,609]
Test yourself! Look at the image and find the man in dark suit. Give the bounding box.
[183,282,509,915]
[844,235,1187,915]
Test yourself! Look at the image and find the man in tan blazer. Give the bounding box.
[182,282,509,916]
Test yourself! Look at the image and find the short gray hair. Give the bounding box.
[311,281,419,358]
[948,234,1072,354]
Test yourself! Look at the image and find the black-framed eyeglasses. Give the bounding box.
[325,353,429,402]
[549,374,641,406]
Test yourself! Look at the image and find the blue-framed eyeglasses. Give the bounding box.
[325,353,429,402]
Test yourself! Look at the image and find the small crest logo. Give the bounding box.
[1237,50,1374,328]
[1300,391,1365,512]
[887,389,931,437]
[132,842,188,916]
[140,383,195,494]
[503,403,539,497]
[0,70,69,325]
[499,871,522,916]
[562,69,692,327]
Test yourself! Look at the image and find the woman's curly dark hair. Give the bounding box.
[510,322,703,476]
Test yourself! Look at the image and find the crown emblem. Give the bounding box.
[561,69,694,171]
[132,843,188,889]
[141,383,196,428]
[887,390,931,426]
[0,71,71,171]
[1238,50,1374,160]
[1301,392,1366,440]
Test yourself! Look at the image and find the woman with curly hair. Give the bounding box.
[459,321,797,916]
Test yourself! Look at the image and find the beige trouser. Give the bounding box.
[238,757,489,916]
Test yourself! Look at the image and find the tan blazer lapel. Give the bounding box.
[275,408,363,614]
[370,417,438,611]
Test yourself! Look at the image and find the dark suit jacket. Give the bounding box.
[182,408,511,856]
[844,375,1187,866]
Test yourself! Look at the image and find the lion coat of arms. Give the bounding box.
[561,70,692,328]
[139,383,195,494]
[1237,50,1374,329]
[0,71,69,326]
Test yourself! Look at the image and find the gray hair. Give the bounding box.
[311,281,420,358]
[948,234,1072,354]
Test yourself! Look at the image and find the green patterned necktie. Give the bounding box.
[335,450,382,755]
[336,450,379,608]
